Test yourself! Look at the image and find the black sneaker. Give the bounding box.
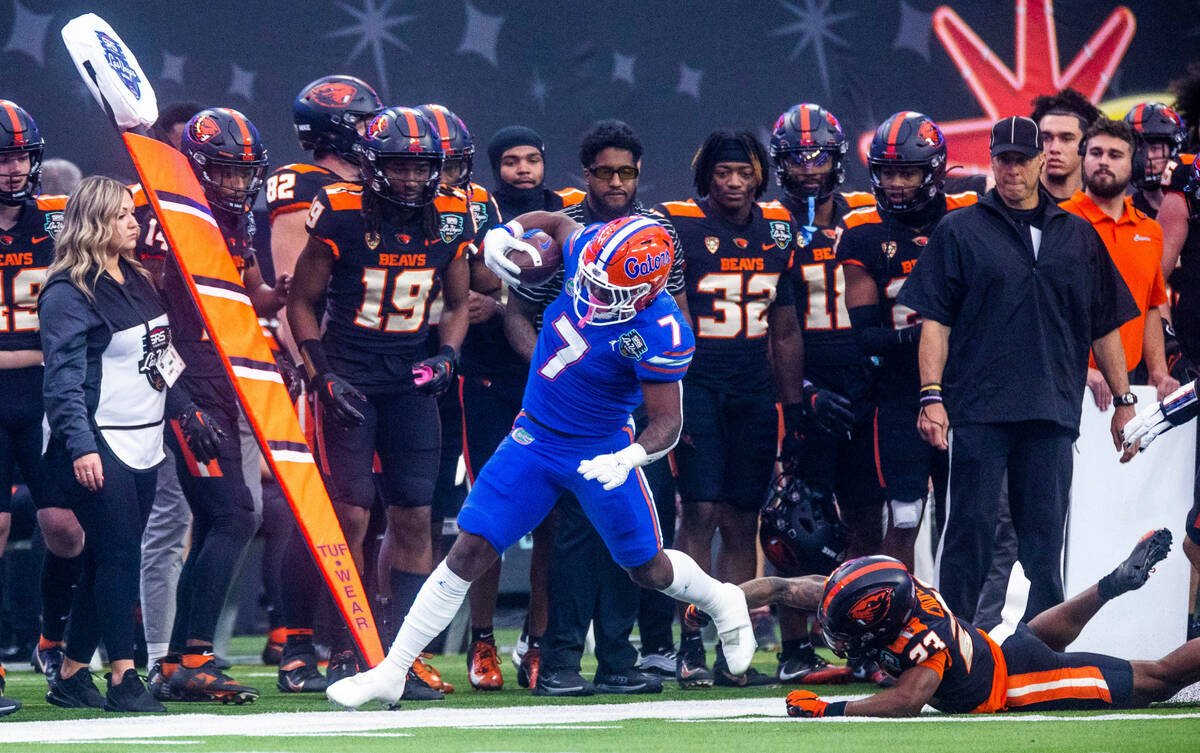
[776,647,853,684]
[713,647,775,687]
[46,668,105,709]
[531,667,595,697]
[277,652,327,693]
[848,654,895,687]
[33,641,65,681]
[147,657,184,702]
[103,669,166,713]
[1103,528,1173,597]
[326,649,360,685]
[400,666,444,701]
[636,648,678,678]
[676,641,713,689]
[594,668,663,694]
[0,670,20,717]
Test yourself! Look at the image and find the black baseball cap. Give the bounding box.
[990,116,1043,158]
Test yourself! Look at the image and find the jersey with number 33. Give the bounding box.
[521,223,695,438]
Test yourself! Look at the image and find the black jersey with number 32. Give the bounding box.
[654,197,796,392]
[0,195,65,351]
[305,183,472,377]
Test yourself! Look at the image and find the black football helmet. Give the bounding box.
[1124,102,1188,188]
[867,111,947,214]
[817,555,916,659]
[356,106,443,208]
[769,103,848,202]
[293,75,383,161]
[759,472,845,577]
[417,104,475,189]
[0,100,44,205]
[181,108,269,215]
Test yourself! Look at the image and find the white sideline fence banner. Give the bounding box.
[1065,385,1194,660]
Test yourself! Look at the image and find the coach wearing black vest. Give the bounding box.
[899,116,1139,624]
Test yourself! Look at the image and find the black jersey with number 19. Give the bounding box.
[305,183,473,390]
[653,197,797,392]
[0,195,64,351]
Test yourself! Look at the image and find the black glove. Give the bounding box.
[178,406,226,464]
[780,402,806,471]
[412,345,457,397]
[300,338,366,427]
[274,352,304,402]
[803,382,855,437]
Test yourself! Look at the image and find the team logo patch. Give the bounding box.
[917,120,943,148]
[733,237,748,249]
[139,325,172,391]
[510,427,534,445]
[847,587,893,626]
[705,236,720,254]
[95,31,142,99]
[881,240,898,259]
[913,236,928,247]
[439,214,464,243]
[822,228,838,239]
[470,201,489,228]
[0,235,11,246]
[615,330,648,359]
[309,82,358,108]
[191,115,221,144]
[769,220,793,250]
[43,210,64,239]
[367,114,389,140]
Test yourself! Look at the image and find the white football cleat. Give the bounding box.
[710,582,756,675]
[326,661,407,709]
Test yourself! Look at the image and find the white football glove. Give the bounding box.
[482,222,532,288]
[578,443,649,491]
[1123,379,1198,453]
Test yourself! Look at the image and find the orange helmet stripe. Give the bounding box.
[884,112,910,158]
[429,106,452,153]
[821,560,908,614]
[402,108,422,150]
[1,101,24,146]
[1132,102,1145,132]
[799,105,812,141]
[227,109,253,160]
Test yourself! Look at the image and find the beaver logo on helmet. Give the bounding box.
[191,115,221,144]
[848,588,895,626]
[309,82,357,108]
[366,114,389,141]
[917,120,943,148]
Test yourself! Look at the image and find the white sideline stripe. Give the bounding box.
[159,200,217,228]
[270,449,314,464]
[232,366,283,382]
[1006,676,1109,698]
[196,284,253,306]
[679,712,1200,724]
[3,698,1198,742]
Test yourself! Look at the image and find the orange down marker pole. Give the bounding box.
[122,132,384,667]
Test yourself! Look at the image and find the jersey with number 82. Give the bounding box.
[305,182,473,360]
[520,223,694,438]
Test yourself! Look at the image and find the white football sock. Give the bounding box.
[146,642,170,666]
[382,559,470,673]
[659,548,723,613]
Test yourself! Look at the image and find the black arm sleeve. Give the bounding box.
[848,304,920,357]
[39,281,100,461]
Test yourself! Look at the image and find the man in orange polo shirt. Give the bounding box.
[1062,118,1180,405]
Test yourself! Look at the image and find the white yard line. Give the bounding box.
[3,697,1198,744]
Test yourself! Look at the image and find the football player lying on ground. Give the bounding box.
[691,529,1194,716]
[326,212,755,708]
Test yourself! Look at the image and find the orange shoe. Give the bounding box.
[467,640,503,691]
[517,646,541,689]
[414,655,454,695]
[262,627,286,666]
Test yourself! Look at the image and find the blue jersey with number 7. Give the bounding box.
[520,223,695,438]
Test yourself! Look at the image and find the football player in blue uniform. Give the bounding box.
[327,214,756,708]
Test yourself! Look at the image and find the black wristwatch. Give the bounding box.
[1112,392,1138,407]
